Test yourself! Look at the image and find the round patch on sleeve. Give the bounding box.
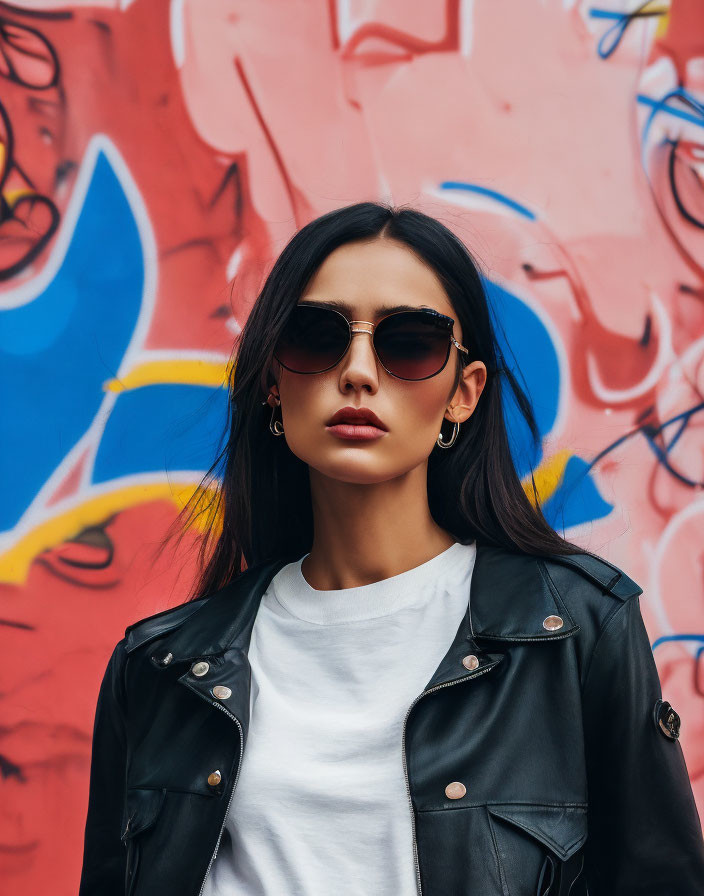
[653,699,681,740]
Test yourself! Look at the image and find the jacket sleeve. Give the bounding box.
[78,637,129,896]
[582,594,704,894]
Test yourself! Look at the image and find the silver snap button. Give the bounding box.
[212,685,232,700]
[191,661,210,677]
[155,652,173,666]
[461,654,479,671]
[207,769,222,786]
[543,615,564,631]
[445,781,466,800]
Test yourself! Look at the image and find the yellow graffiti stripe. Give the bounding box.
[4,186,39,206]
[645,3,671,40]
[0,481,223,585]
[2,359,235,583]
[103,358,234,392]
[521,448,571,508]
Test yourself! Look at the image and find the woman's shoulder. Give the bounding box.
[470,540,643,645]
[120,556,287,658]
[542,548,642,600]
[122,594,210,656]
[539,547,643,636]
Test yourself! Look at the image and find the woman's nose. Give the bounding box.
[339,325,380,379]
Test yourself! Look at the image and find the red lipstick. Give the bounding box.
[326,406,388,441]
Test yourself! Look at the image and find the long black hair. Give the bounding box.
[159,201,589,601]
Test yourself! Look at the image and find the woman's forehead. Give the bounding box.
[302,240,453,314]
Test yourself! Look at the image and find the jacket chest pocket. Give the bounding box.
[486,803,588,896]
[120,788,166,896]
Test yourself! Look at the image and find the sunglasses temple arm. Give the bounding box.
[451,336,469,356]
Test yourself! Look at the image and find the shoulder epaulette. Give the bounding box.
[544,551,643,601]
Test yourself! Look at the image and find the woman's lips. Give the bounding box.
[325,423,387,441]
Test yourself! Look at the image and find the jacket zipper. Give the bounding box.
[196,655,505,896]
[197,701,245,896]
[401,662,499,896]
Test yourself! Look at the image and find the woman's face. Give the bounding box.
[268,237,487,484]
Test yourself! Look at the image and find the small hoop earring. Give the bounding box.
[436,419,460,449]
[267,398,285,436]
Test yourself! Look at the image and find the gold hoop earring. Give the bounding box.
[436,418,460,449]
[270,405,284,436]
[266,397,284,436]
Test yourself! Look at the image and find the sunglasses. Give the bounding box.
[273,303,469,381]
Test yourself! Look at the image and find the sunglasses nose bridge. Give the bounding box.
[348,321,375,335]
[343,321,378,366]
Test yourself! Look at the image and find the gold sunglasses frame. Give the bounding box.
[276,303,470,381]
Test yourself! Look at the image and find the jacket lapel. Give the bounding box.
[469,541,580,641]
[422,541,580,691]
[142,541,583,721]
[159,559,290,728]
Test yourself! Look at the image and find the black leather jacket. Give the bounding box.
[78,541,704,896]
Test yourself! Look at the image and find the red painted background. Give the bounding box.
[1,1,703,892]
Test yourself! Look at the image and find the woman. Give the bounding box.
[79,203,704,896]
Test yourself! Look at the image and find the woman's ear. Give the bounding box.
[446,361,487,423]
[261,363,280,402]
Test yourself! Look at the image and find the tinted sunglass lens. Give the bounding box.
[274,306,349,373]
[376,312,451,380]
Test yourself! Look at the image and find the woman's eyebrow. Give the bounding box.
[300,298,433,316]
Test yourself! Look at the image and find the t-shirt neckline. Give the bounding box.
[271,540,476,625]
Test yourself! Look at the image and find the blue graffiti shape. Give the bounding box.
[483,276,613,533]
[439,181,536,219]
[587,6,668,60]
[92,383,228,485]
[0,149,144,532]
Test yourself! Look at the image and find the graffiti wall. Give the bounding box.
[1,0,702,892]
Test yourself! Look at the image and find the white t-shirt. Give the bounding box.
[202,539,478,896]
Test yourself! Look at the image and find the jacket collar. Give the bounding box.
[135,540,580,671]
